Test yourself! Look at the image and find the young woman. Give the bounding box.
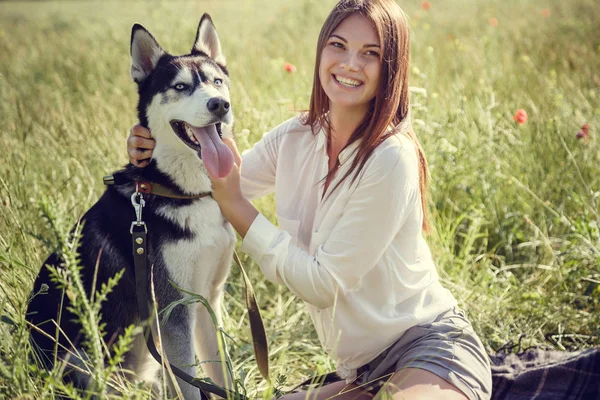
[127,1,492,398]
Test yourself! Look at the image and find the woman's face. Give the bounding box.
[319,13,382,115]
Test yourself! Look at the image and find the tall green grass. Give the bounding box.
[0,0,598,398]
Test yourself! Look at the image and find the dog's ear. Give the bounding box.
[130,24,165,83]
[192,14,226,66]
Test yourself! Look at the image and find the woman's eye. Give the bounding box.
[214,78,223,86]
[365,50,380,57]
[330,41,344,49]
[174,83,187,91]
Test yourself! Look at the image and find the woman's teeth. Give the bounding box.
[334,75,361,87]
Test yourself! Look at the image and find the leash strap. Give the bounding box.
[233,251,269,380]
[130,191,240,400]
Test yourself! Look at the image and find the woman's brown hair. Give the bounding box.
[304,0,430,231]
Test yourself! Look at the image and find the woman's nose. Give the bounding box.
[339,52,361,72]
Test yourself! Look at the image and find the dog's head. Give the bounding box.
[130,14,234,179]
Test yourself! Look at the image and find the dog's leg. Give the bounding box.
[193,294,231,390]
[161,315,203,400]
[125,333,162,396]
[193,233,235,391]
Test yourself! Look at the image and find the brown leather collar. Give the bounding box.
[103,174,211,200]
[135,180,211,199]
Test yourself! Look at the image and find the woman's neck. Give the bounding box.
[327,104,368,152]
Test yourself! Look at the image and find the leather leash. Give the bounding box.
[232,251,269,380]
[104,174,269,398]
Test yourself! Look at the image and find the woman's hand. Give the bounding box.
[208,138,258,238]
[127,124,155,167]
[209,138,243,206]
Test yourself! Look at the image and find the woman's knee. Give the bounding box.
[279,380,372,400]
[377,368,469,400]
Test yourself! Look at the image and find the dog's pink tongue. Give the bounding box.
[190,124,234,178]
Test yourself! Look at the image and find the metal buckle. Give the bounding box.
[130,185,147,234]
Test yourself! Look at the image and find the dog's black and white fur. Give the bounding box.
[26,14,236,399]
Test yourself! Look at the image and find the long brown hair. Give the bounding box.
[304,0,430,232]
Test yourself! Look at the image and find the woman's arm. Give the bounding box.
[213,139,421,309]
[210,163,259,238]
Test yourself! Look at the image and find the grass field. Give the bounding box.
[0,0,599,398]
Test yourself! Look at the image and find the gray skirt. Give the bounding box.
[353,306,492,400]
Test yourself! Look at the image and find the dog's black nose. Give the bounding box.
[207,97,230,117]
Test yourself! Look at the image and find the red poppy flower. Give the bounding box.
[581,124,589,134]
[284,62,296,73]
[422,1,431,11]
[488,17,499,27]
[576,124,590,144]
[513,109,528,124]
[541,8,551,18]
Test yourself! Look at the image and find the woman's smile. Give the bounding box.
[332,74,364,88]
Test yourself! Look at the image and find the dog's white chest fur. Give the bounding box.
[158,198,236,297]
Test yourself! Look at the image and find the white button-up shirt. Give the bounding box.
[239,115,457,379]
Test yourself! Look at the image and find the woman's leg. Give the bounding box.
[280,380,372,400]
[381,368,469,400]
[280,368,469,400]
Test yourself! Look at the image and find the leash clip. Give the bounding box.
[130,187,147,233]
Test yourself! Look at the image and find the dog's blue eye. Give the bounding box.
[174,83,187,91]
[214,79,223,86]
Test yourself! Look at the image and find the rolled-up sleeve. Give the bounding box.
[239,134,277,200]
[241,141,420,309]
[240,117,302,200]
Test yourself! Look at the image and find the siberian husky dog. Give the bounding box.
[26,14,236,399]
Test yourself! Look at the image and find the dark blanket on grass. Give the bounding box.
[491,347,600,399]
